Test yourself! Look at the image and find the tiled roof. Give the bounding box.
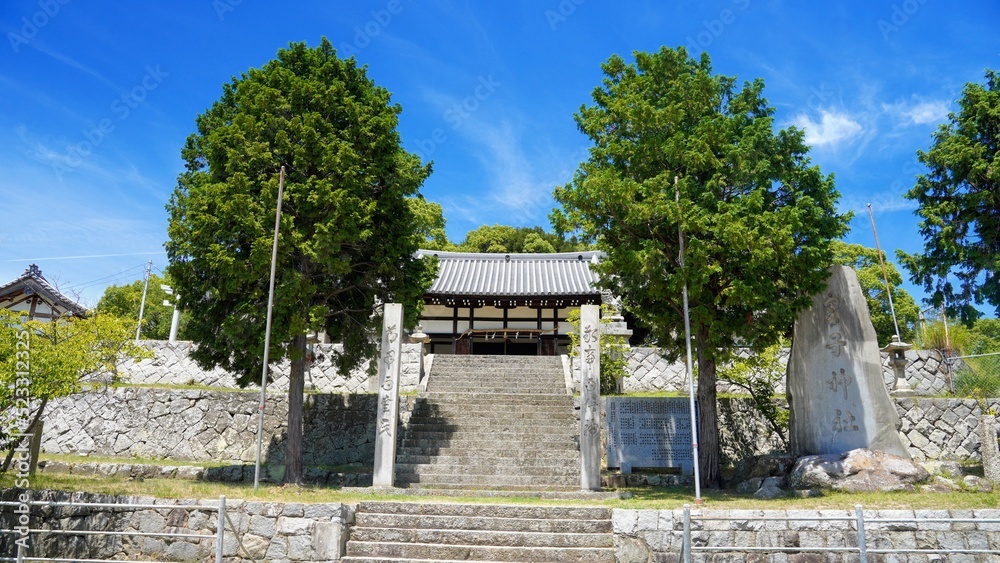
[0,264,88,317]
[418,250,603,297]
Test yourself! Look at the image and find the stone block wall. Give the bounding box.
[114,340,423,393]
[40,388,386,468]
[613,507,1000,561]
[0,489,353,562]
[898,398,1000,462]
[615,347,951,396]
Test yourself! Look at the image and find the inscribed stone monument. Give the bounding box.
[786,266,909,459]
[372,303,404,487]
[606,397,694,474]
[579,304,601,490]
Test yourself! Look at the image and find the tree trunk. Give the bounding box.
[1,397,48,474]
[695,325,723,488]
[284,332,307,484]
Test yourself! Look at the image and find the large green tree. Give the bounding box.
[832,241,920,345]
[165,39,434,484]
[96,273,188,341]
[899,69,999,323]
[553,47,848,486]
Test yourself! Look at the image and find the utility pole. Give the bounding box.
[135,260,153,341]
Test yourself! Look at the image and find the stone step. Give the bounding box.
[396,446,578,459]
[353,513,611,534]
[396,463,577,478]
[399,434,578,447]
[394,473,576,488]
[351,527,612,548]
[357,502,610,520]
[343,541,614,562]
[404,422,576,434]
[397,451,580,464]
[411,401,571,413]
[419,392,571,403]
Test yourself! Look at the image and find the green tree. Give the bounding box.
[96,273,188,341]
[408,196,450,250]
[0,310,149,471]
[165,39,434,484]
[831,241,920,345]
[566,305,630,395]
[453,224,584,253]
[553,47,848,486]
[899,69,1000,324]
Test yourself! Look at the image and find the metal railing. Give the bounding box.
[681,504,1000,561]
[948,352,1000,398]
[0,495,256,563]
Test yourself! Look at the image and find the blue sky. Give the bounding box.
[1,1,998,309]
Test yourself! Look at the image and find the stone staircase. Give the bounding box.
[341,501,615,562]
[395,355,580,492]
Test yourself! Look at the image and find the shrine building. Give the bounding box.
[415,250,605,356]
[0,264,88,321]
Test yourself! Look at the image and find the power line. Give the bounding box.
[3,251,164,262]
[64,263,149,292]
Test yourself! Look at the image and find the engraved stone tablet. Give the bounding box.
[606,397,695,474]
[787,266,909,458]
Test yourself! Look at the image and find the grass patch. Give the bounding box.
[3,473,997,510]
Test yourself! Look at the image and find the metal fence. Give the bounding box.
[0,495,256,563]
[949,352,1000,399]
[681,503,1000,561]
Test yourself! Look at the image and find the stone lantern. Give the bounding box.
[881,335,914,396]
[408,324,431,387]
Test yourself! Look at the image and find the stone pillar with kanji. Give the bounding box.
[373,303,404,487]
[579,304,602,490]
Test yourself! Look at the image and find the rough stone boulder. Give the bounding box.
[788,448,929,493]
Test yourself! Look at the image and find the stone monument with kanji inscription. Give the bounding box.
[786,265,910,459]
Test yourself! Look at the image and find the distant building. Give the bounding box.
[0,264,87,321]
[416,250,605,355]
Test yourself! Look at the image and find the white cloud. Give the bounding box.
[792,110,863,147]
[882,99,950,125]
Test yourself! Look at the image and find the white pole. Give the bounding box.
[676,177,702,503]
[168,306,181,343]
[867,203,901,342]
[134,260,152,341]
[254,166,285,490]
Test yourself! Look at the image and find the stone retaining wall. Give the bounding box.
[115,340,423,393]
[118,341,952,397]
[40,388,408,469]
[0,489,353,562]
[39,387,1000,470]
[614,507,1000,562]
[620,347,951,395]
[3,492,998,562]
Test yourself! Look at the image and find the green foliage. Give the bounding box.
[717,341,788,448]
[553,46,848,485]
[0,310,150,466]
[899,69,1000,323]
[831,241,920,345]
[452,224,586,253]
[407,196,450,250]
[165,38,433,383]
[566,305,630,394]
[96,273,188,341]
[164,39,434,483]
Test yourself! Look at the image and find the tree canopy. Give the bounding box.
[165,38,433,483]
[553,46,848,486]
[450,224,584,254]
[831,241,920,345]
[899,69,1000,323]
[96,272,187,341]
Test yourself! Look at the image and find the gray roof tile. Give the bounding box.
[418,250,603,297]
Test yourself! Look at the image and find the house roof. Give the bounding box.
[417,250,603,299]
[0,264,88,318]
